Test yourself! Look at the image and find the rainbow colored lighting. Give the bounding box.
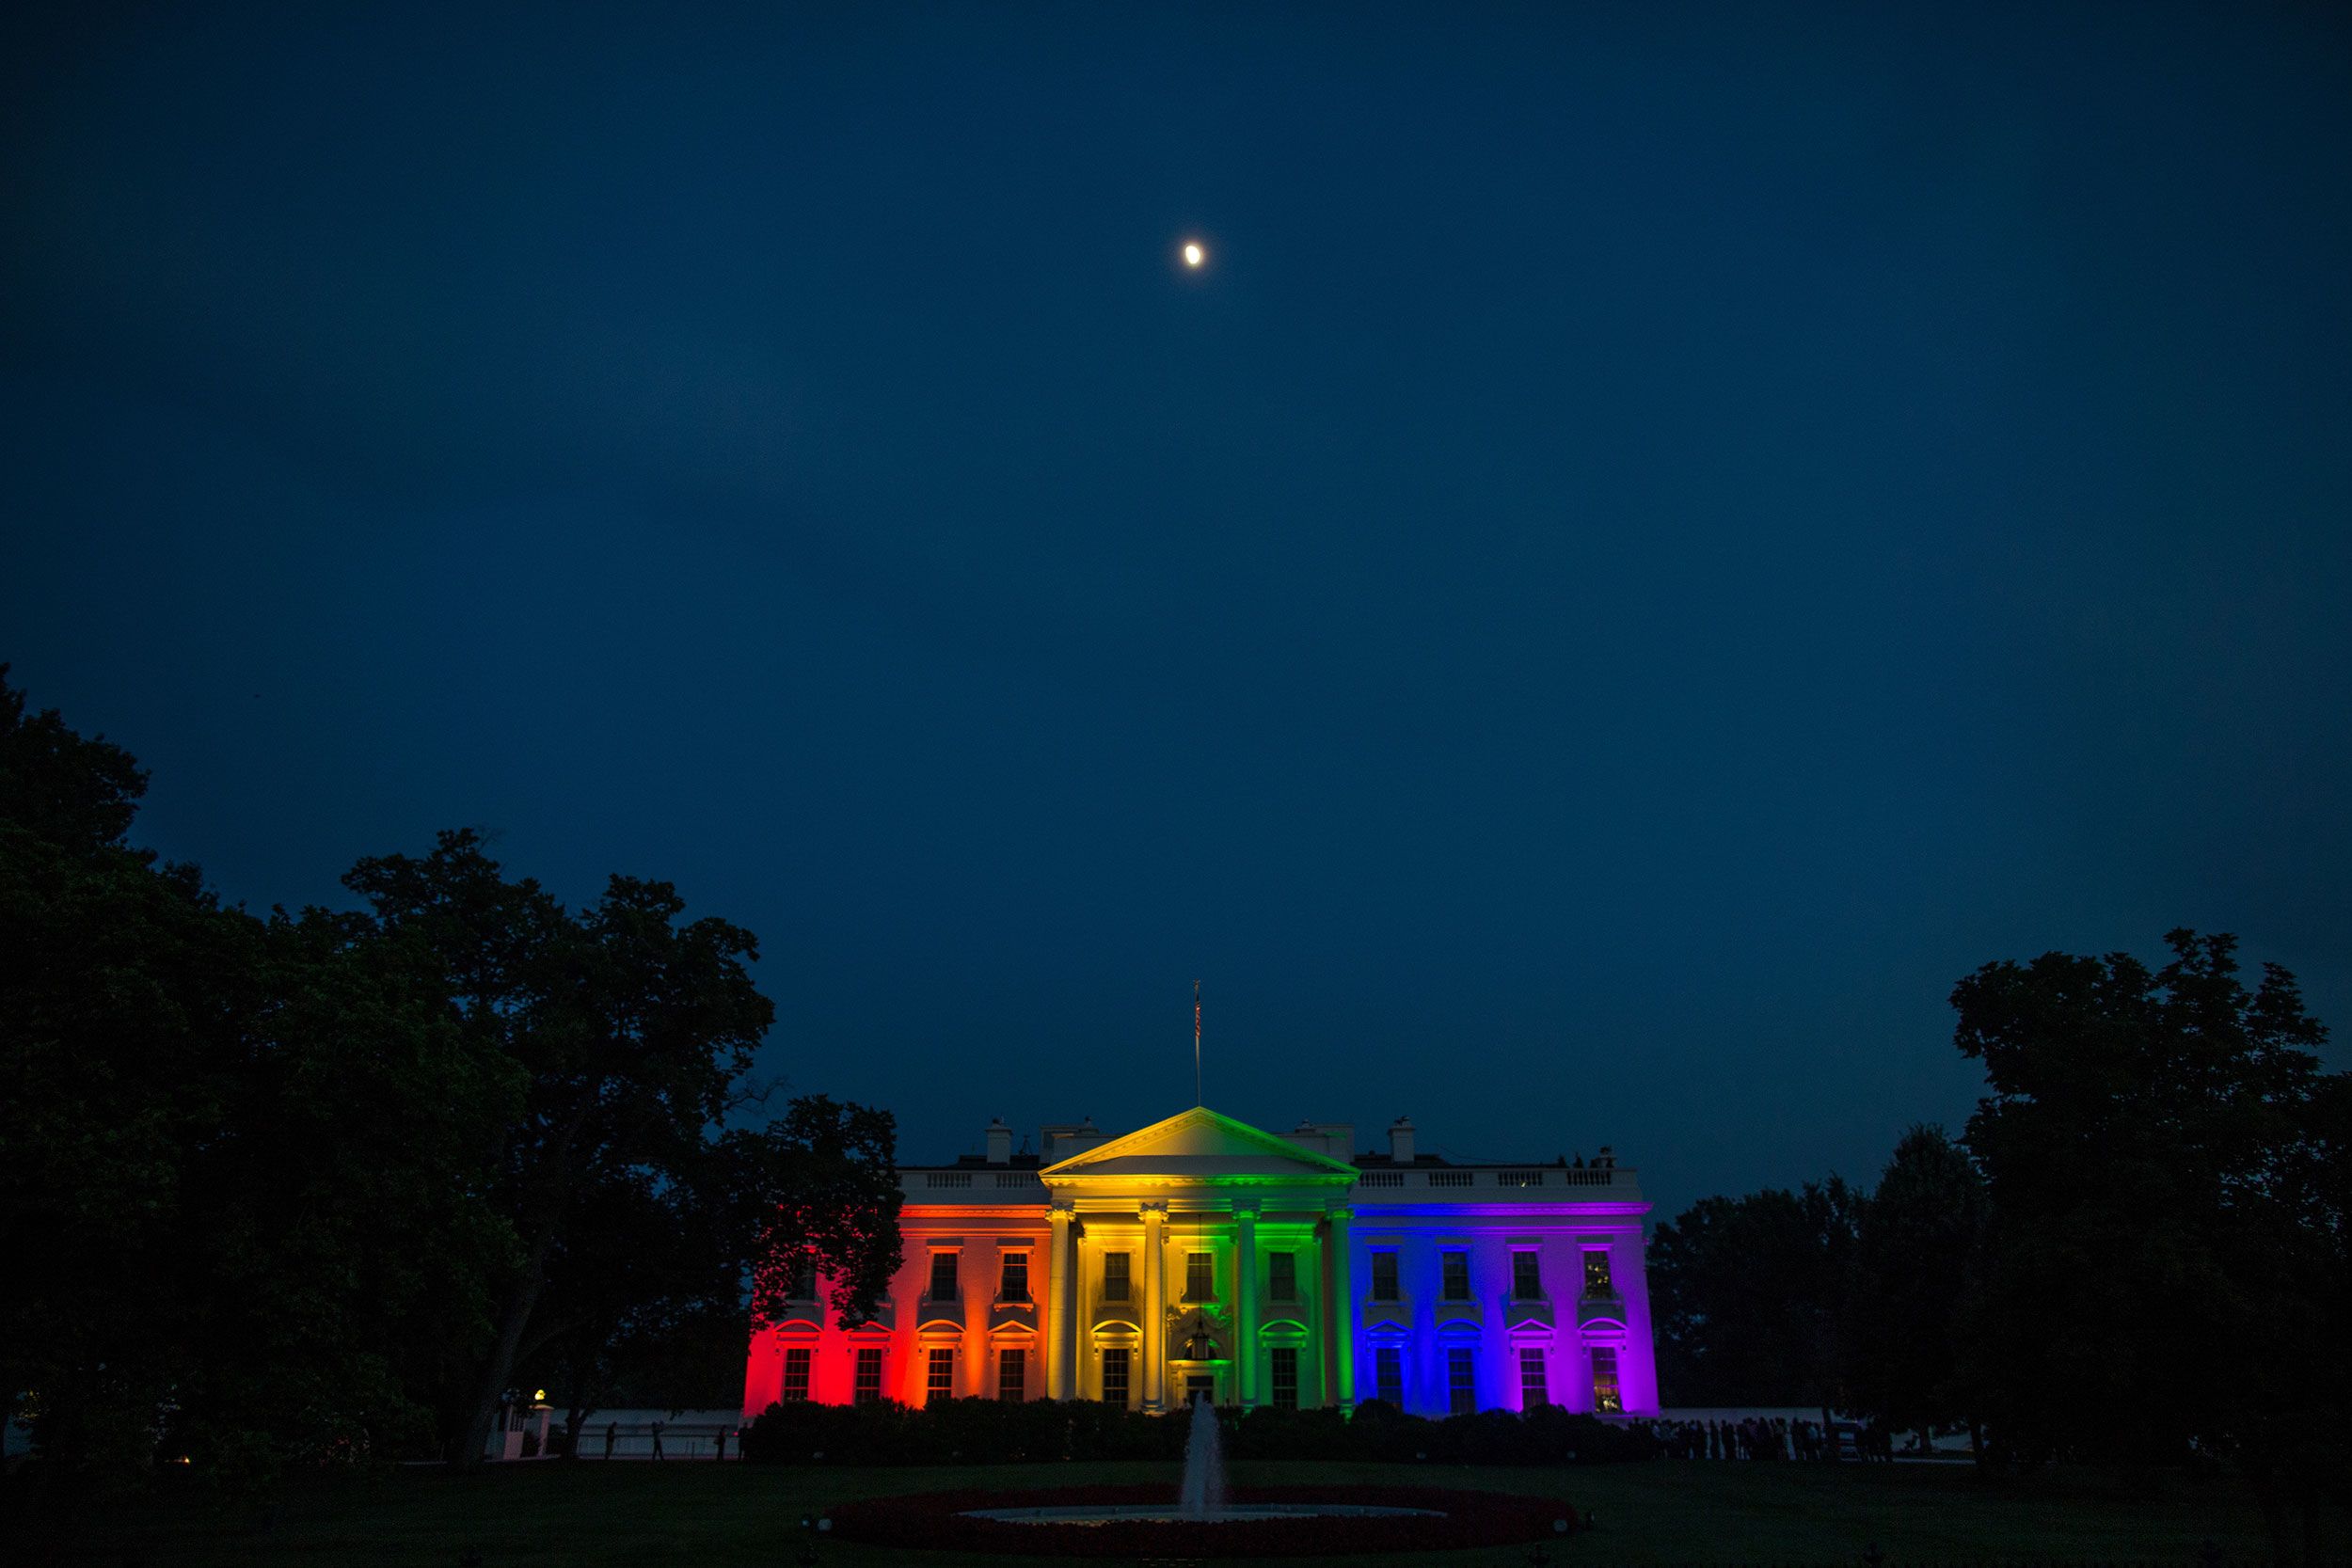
[743,1106,1657,1419]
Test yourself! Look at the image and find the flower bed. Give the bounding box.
[824,1483,1578,1558]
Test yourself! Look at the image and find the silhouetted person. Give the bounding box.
[603,1421,617,1460]
[649,1420,665,1460]
[713,1427,727,1462]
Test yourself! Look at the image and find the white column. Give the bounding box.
[1327,1204,1356,1412]
[1235,1204,1260,1409]
[1141,1201,1168,1413]
[1048,1203,1075,1400]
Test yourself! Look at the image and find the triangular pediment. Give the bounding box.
[1041,1106,1359,1181]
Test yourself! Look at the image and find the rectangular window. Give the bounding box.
[787,1259,817,1300]
[997,1347,1025,1402]
[1185,1251,1214,1302]
[1519,1347,1549,1408]
[1582,1249,1613,1296]
[1270,1346,1299,1410]
[929,1250,960,1301]
[1447,1346,1476,1416]
[1103,1251,1131,1302]
[1591,1346,1622,1414]
[853,1347,883,1404]
[781,1347,812,1401]
[926,1347,955,1403]
[1371,1251,1400,1302]
[1375,1346,1404,1406]
[999,1250,1030,1302]
[1441,1251,1470,1301]
[1512,1251,1543,1300]
[1102,1347,1131,1406]
[1267,1251,1297,1300]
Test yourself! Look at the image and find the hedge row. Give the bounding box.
[739,1396,1659,1466]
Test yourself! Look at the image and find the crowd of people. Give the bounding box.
[1637,1415,1893,1462]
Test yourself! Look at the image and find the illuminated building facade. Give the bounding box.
[741,1106,1658,1419]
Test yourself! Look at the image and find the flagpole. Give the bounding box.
[1193,980,1202,1106]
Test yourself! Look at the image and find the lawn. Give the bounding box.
[24,1457,2301,1567]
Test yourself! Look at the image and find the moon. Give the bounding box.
[1182,241,1205,269]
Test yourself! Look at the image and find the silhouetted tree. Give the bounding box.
[4,668,902,1495]
[1,669,514,1492]
[342,835,764,1465]
[1953,930,2347,1562]
[1843,1124,1986,1451]
[514,1165,742,1452]
[738,1095,903,1335]
[513,1095,900,1454]
[343,833,901,1465]
[1648,1177,1861,1406]
[0,665,147,853]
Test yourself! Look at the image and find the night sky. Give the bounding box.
[7,4,2348,1221]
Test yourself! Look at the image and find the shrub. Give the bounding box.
[739,1396,1655,1466]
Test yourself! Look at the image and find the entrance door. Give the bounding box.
[1184,1372,1216,1406]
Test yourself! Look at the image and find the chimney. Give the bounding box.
[985,1117,1013,1164]
[1388,1117,1416,1165]
[1283,1121,1357,1158]
[1041,1117,1106,1162]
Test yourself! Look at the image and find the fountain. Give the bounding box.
[842,1393,1577,1555]
[961,1394,1439,1527]
[1176,1391,1229,1517]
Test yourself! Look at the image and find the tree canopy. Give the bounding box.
[1951,930,2348,1551]
[0,668,900,1493]
[1651,929,2345,1560]
[1647,1177,1860,1407]
[1844,1124,1986,1447]
[2,667,512,1487]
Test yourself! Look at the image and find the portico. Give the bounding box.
[1039,1107,1359,1412]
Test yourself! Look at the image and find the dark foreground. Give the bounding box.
[17,1457,2321,1566]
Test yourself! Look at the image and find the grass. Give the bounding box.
[23,1456,2311,1567]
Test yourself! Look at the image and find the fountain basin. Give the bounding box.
[824,1483,1578,1557]
[964,1502,1445,1525]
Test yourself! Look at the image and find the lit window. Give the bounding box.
[1270,1346,1299,1410]
[1185,1252,1214,1301]
[999,1251,1030,1302]
[782,1347,812,1401]
[1441,1251,1470,1301]
[929,1251,960,1301]
[1592,1346,1622,1414]
[1268,1251,1297,1301]
[853,1347,883,1404]
[1103,1347,1131,1405]
[1512,1251,1543,1300]
[1371,1251,1400,1302]
[1104,1251,1131,1302]
[997,1347,1025,1402]
[926,1347,955,1403]
[1447,1346,1475,1415]
[1582,1249,1613,1297]
[1375,1346,1404,1406]
[1519,1347,1548,1408]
